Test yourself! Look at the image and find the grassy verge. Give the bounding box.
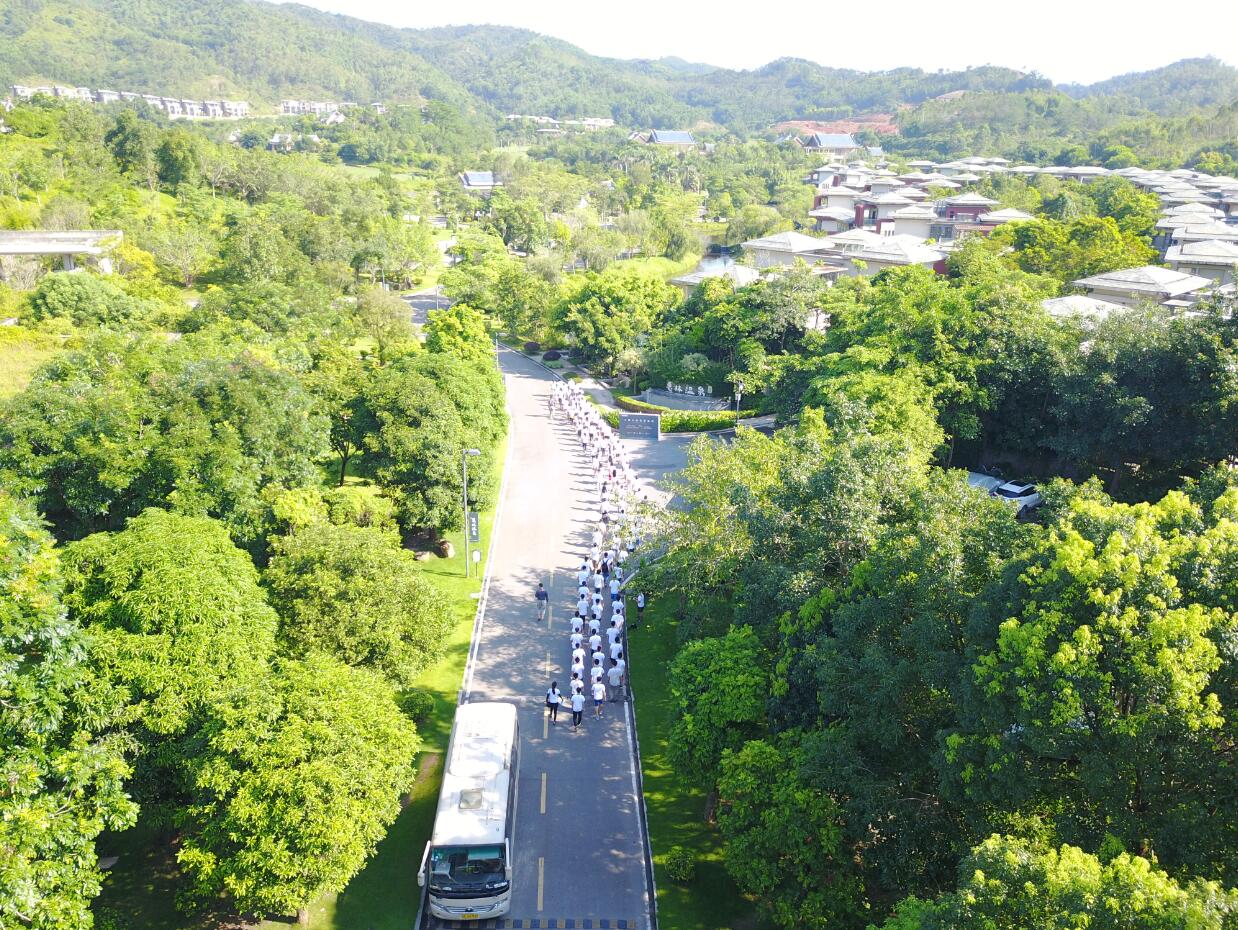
[0,325,60,398]
[611,253,702,280]
[629,603,770,930]
[96,436,508,930]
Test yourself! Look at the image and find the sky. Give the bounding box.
[281,0,1238,85]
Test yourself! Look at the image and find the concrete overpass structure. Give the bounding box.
[0,229,123,275]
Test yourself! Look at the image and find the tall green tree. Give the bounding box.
[717,739,862,930]
[875,835,1238,930]
[551,267,678,371]
[945,486,1238,878]
[176,656,419,924]
[668,626,768,790]
[0,493,137,930]
[264,522,451,687]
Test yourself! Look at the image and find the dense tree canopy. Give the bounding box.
[264,522,452,687]
[0,493,136,930]
[175,656,419,922]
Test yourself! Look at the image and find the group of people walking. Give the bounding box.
[544,379,649,731]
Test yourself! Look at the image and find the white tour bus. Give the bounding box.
[419,701,520,921]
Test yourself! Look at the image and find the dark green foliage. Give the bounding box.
[0,332,329,548]
[24,271,146,328]
[264,522,452,687]
[356,350,505,532]
[664,847,697,884]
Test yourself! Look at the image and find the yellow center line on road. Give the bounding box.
[537,857,545,911]
[540,772,547,813]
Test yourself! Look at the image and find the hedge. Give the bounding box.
[590,395,754,434]
[612,393,756,432]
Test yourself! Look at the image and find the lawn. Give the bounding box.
[611,252,702,280]
[629,603,770,930]
[0,325,60,398]
[95,436,508,930]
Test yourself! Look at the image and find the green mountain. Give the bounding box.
[0,0,1048,129]
[1059,56,1238,115]
[1,0,1233,134]
[0,0,479,106]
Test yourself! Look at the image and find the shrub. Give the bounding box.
[24,272,146,328]
[664,846,696,884]
[523,341,540,353]
[542,349,562,362]
[397,688,437,724]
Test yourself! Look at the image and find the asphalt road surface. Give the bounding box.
[404,288,451,327]
[448,347,691,929]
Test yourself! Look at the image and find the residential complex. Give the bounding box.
[10,83,248,118]
[730,151,1238,312]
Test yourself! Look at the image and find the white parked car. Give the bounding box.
[966,472,1004,493]
[990,480,1043,516]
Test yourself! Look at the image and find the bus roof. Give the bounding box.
[431,702,518,848]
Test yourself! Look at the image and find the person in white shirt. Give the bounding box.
[609,576,620,601]
[588,631,602,652]
[613,612,625,634]
[577,596,588,617]
[607,622,621,647]
[545,681,562,724]
[591,678,607,717]
[572,646,586,666]
[590,658,605,684]
[607,662,623,702]
[571,658,585,681]
[614,656,626,682]
[636,591,646,625]
[591,647,606,669]
[571,690,586,729]
[588,616,601,636]
[611,642,623,662]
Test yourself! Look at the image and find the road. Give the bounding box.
[405,288,450,327]
[443,346,691,930]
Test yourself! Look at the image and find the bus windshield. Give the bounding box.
[428,845,506,891]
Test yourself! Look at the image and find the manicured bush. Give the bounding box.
[523,341,540,353]
[664,846,697,884]
[542,349,562,362]
[610,393,756,432]
[397,688,436,724]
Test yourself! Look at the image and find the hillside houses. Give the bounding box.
[10,84,248,118]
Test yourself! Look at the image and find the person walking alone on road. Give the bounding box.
[591,677,607,717]
[545,681,562,725]
[535,582,549,622]
[570,689,586,730]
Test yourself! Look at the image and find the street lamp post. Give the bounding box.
[462,448,482,577]
[734,380,744,420]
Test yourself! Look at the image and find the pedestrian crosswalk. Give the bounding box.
[434,919,638,929]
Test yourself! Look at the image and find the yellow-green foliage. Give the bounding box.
[0,324,60,398]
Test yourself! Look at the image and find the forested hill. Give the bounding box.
[2,0,1235,133]
[1059,57,1238,115]
[0,0,482,108]
[0,0,1044,128]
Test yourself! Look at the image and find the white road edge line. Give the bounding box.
[460,350,516,704]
